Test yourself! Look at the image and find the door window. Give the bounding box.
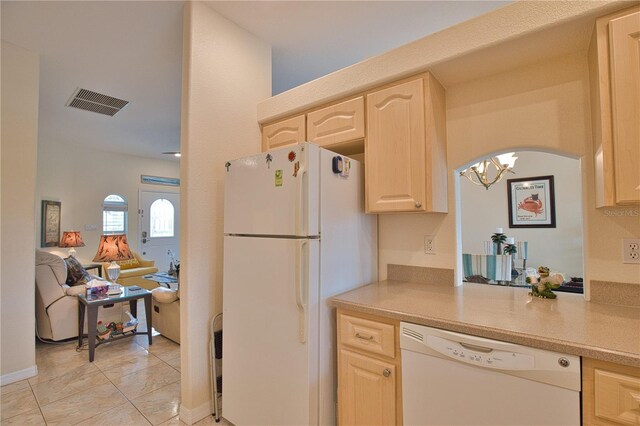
[149,198,175,237]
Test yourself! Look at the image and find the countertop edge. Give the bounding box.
[329,298,640,368]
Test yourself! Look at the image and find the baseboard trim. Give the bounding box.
[0,365,38,386]
[179,399,212,425]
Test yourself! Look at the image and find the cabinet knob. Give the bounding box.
[415,202,422,209]
[383,369,391,377]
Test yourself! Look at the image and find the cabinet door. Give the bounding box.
[261,115,306,151]
[609,11,640,204]
[366,79,425,213]
[583,357,640,425]
[339,349,397,426]
[307,97,364,148]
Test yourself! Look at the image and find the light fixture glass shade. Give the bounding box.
[93,234,134,281]
[460,152,518,190]
[496,152,517,168]
[59,231,85,257]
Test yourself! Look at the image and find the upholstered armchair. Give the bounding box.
[151,286,180,344]
[35,250,123,341]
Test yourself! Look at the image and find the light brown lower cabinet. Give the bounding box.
[337,309,402,425]
[339,349,397,426]
[583,357,640,425]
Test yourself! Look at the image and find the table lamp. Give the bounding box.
[59,231,85,257]
[92,234,134,282]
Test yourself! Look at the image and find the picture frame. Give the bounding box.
[507,175,556,228]
[41,200,61,247]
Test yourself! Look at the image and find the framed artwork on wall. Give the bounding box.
[507,175,556,228]
[41,200,61,247]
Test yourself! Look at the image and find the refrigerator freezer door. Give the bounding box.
[224,143,320,237]
[222,236,320,425]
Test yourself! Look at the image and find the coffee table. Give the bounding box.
[77,286,152,362]
[143,272,179,290]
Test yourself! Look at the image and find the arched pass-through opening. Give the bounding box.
[454,148,586,297]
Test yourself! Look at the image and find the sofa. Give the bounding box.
[151,286,180,343]
[101,251,158,289]
[35,250,123,341]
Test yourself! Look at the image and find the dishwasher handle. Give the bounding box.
[460,342,493,353]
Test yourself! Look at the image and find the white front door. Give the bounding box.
[139,191,180,272]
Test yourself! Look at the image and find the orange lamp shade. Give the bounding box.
[92,234,134,262]
[59,231,85,248]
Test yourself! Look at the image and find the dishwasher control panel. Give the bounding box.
[427,335,535,370]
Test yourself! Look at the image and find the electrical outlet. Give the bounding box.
[622,238,640,264]
[424,235,435,255]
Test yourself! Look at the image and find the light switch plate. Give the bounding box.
[622,238,640,264]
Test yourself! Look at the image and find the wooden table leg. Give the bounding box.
[144,294,153,346]
[129,299,137,319]
[77,302,85,349]
[87,305,98,362]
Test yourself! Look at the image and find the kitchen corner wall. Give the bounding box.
[179,2,271,423]
[1,41,39,383]
[35,140,179,263]
[379,52,640,291]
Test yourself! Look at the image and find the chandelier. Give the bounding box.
[460,153,517,190]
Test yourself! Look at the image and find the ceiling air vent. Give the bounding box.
[65,88,129,116]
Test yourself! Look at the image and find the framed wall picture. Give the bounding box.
[41,200,61,247]
[507,175,556,228]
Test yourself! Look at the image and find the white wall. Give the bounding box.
[1,41,39,383]
[35,139,179,264]
[179,3,271,423]
[460,151,583,278]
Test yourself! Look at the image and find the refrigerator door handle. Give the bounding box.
[295,240,308,344]
[295,167,307,236]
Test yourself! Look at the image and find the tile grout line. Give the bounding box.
[34,339,150,425]
[130,338,181,426]
[28,376,48,426]
[73,339,151,426]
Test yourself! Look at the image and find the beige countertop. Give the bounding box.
[329,280,640,368]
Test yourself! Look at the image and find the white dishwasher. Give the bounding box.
[400,322,581,425]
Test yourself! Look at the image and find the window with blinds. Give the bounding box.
[103,194,128,235]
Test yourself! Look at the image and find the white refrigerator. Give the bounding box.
[222,142,377,425]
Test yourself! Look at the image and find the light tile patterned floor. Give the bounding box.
[0,301,226,425]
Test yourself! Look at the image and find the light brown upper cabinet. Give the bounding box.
[589,6,640,207]
[307,97,365,149]
[365,74,447,213]
[261,115,306,151]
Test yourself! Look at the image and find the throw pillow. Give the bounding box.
[64,257,92,286]
[118,257,141,270]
